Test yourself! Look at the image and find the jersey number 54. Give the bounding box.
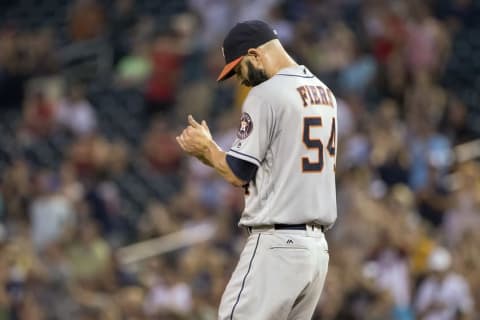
[302,117,336,172]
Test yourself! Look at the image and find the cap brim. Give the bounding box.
[217,56,243,82]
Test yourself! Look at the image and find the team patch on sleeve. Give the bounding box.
[237,112,253,139]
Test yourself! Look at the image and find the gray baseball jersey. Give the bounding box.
[227,65,338,228]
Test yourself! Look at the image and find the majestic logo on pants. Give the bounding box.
[237,112,253,139]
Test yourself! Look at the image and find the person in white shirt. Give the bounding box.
[414,246,474,320]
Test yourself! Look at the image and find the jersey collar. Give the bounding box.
[275,65,313,78]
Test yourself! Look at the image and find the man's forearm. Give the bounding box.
[198,140,246,187]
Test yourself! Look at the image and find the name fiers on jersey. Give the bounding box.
[296,85,334,107]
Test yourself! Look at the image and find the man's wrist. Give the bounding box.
[195,139,222,167]
[205,140,222,163]
[197,139,245,187]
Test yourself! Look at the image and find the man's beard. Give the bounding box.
[242,61,269,87]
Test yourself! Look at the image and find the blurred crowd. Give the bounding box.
[0,0,479,319]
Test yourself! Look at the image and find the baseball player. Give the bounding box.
[176,20,338,320]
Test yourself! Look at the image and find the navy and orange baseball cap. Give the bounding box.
[217,20,278,82]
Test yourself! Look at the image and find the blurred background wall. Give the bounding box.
[0,0,479,319]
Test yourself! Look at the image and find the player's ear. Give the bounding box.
[247,48,260,60]
[247,48,265,68]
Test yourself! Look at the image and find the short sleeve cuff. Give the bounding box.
[226,149,261,167]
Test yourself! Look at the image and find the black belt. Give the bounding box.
[248,224,325,232]
[274,223,309,230]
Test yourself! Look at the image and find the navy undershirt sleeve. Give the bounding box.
[226,155,258,182]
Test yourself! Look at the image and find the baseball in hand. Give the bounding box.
[176,115,212,157]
